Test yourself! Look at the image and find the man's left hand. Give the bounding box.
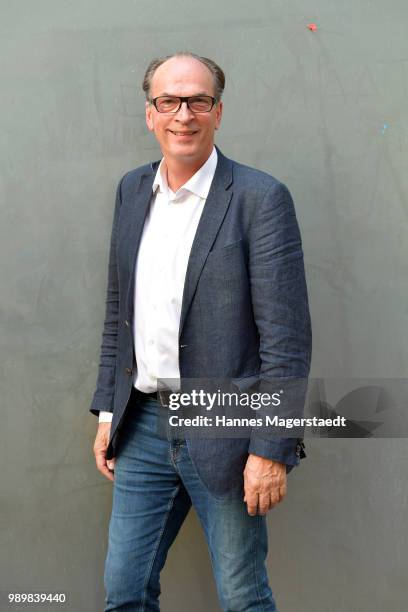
[243,454,287,516]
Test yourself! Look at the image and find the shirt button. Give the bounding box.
[148,339,154,346]
[125,367,132,375]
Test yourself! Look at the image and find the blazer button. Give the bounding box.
[125,367,132,375]
[125,320,130,327]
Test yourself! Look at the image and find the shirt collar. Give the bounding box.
[152,146,218,200]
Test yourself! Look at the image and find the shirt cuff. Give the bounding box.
[98,411,113,423]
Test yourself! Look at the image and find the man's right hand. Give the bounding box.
[93,423,116,482]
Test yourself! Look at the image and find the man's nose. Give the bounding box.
[175,101,195,121]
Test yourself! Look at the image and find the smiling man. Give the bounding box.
[91,52,311,612]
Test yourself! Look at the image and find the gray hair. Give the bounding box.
[142,52,225,101]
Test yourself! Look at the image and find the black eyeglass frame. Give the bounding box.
[149,95,217,113]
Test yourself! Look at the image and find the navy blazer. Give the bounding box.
[89,147,312,495]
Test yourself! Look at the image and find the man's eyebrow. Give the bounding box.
[156,91,211,97]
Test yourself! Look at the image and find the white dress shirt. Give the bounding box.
[99,146,218,423]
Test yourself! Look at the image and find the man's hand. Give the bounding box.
[243,453,287,515]
[93,423,116,482]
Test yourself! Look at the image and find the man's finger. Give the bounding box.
[268,483,286,509]
[93,424,115,482]
[278,484,287,503]
[269,492,279,510]
[257,492,271,515]
[94,447,115,481]
[245,490,259,516]
[95,452,115,481]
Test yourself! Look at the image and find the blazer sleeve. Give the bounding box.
[89,177,124,416]
[247,180,312,469]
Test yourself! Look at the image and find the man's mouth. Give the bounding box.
[169,130,198,136]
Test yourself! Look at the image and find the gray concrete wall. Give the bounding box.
[1,1,407,610]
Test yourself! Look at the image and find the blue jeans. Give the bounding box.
[104,392,277,611]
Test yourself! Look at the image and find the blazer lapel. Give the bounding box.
[126,164,158,315]
[179,148,234,338]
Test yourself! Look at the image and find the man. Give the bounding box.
[90,52,311,612]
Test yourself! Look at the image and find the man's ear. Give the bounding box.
[215,100,223,130]
[145,101,154,132]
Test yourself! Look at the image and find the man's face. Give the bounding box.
[145,56,223,165]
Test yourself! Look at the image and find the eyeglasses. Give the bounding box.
[150,95,217,114]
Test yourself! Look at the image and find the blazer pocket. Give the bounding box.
[207,239,243,260]
[201,239,246,290]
